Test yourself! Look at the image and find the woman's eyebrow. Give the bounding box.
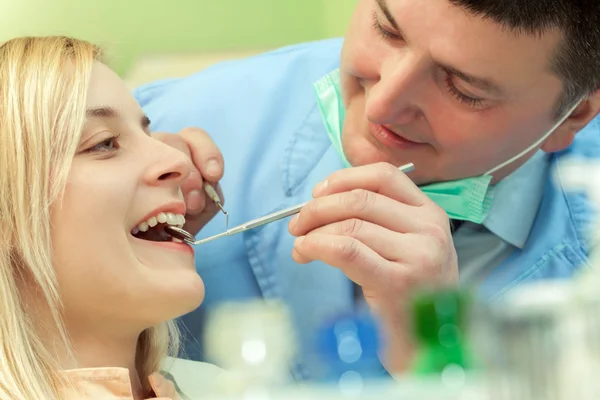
[86,105,120,118]
[86,106,151,131]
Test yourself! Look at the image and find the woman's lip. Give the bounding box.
[131,236,195,255]
[369,123,421,149]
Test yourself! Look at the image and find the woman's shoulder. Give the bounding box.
[159,356,227,399]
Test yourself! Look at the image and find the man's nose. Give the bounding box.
[365,53,427,125]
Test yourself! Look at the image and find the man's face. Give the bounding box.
[340,0,569,184]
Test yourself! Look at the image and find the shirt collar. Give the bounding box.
[61,368,180,399]
[483,151,550,249]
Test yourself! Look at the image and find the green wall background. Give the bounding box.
[0,0,356,76]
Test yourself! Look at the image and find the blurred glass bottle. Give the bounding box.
[410,288,473,377]
[203,299,296,398]
[310,312,387,397]
[471,281,590,400]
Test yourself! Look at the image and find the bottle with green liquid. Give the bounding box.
[409,288,474,376]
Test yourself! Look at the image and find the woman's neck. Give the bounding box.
[50,320,148,399]
[69,329,145,398]
[22,282,150,399]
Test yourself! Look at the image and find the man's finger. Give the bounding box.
[152,132,205,210]
[179,127,224,182]
[293,232,395,290]
[180,168,206,215]
[153,129,226,216]
[313,162,427,206]
[289,190,424,236]
[291,248,312,264]
[151,132,192,157]
[300,219,403,261]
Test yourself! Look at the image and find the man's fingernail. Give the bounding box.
[289,214,299,230]
[313,179,329,196]
[206,159,221,176]
[295,236,305,246]
[187,190,204,212]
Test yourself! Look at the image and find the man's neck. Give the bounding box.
[489,149,539,184]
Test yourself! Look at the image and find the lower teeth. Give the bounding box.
[172,238,183,243]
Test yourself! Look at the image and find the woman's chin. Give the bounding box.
[149,274,206,323]
[173,276,206,314]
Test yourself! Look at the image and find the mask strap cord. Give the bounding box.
[484,99,584,176]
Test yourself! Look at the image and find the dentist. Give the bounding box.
[136,0,600,376]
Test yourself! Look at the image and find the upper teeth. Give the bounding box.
[132,212,186,234]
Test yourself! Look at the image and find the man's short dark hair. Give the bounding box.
[450,0,600,118]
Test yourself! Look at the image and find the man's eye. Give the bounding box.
[444,76,485,109]
[372,12,403,41]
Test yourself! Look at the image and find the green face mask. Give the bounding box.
[314,69,580,224]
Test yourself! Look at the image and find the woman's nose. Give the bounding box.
[143,138,193,188]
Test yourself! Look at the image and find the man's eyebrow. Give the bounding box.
[86,106,151,131]
[376,0,401,32]
[438,63,505,95]
[374,0,504,96]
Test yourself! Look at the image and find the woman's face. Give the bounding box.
[51,62,204,333]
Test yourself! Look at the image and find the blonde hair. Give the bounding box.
[0,36,179,399]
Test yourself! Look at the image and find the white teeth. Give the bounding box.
[132,212,186,235]
[166,212,178,225]
[138,222,149,232]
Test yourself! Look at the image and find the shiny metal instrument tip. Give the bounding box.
[167,162,415,245]
[203,182,228,216]
[165,226,197,243]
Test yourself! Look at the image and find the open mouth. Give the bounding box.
[131,212,186,242]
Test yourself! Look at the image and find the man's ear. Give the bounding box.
[542,88,600,153]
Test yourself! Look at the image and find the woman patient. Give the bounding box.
[0,36,214,399]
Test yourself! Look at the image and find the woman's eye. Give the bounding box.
[87,135,120,153]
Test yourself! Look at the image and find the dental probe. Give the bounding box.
[167,162,415,245]
[203,182,227,216]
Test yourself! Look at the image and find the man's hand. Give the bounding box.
[152,127,225,235]
[288,162,458,373]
